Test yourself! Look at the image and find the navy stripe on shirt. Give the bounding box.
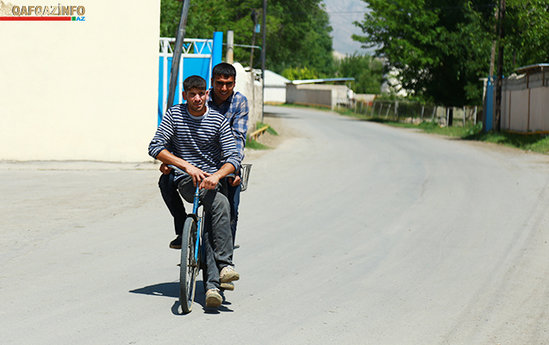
[148,104,239,175]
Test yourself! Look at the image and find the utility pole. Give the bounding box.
[495,0,505,132]
[249,9,258,70]
[260,0,267,122]
[489,5,499,79]
[249,9,259,125]
[167,0,190,111]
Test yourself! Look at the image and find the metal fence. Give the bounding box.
[337,100,483,127]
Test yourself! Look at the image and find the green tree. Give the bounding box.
[334,54,384,94]
[353,0,492,106]
[504,0,549,71]
[281,66,320,80]
[266,0,334,75]
[353,0,549,106]
[160,0,334,76]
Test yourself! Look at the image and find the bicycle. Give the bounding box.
[179,181,202,314]
[170,163,252,314]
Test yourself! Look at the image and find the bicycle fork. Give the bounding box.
[193,185,201,262]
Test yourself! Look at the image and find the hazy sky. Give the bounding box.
[323,0,372,55]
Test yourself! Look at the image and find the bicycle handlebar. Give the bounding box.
[165,162,251,193]
[166,164,236,179]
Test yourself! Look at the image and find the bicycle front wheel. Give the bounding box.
[180,216,199,314]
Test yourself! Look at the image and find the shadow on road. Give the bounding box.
[129,281,233,315]
[264,112,299,120]
[129,282,181,298]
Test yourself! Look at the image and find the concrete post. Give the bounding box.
[226,30,234,63]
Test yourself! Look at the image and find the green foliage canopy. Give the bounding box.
[504,0,549,67]
[353,0,549,106]
[281,66,320,80]
[353,0,493,106]
[160,0,335,76]
[334,54,384,94]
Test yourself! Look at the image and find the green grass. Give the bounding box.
[284,103,549,155]
[464,130,549,154]
[257,122,279,136]
[246,137,270,150]
[363,113,549,155]
[245,122,279,150]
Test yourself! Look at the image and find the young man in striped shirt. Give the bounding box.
[159,64,249,293]
[148,75,239,308]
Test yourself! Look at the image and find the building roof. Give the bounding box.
[290,77,354,85]
[264,70,290,87]
[515,63,549,75]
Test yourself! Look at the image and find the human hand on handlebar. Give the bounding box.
[200,174,220,190]
[228,175,241,187]
[186,165,210,187]
[159,163,172,175]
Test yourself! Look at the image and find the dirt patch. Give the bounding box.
[244,113,300,161]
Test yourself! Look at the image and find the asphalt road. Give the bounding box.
[2,105,549,344]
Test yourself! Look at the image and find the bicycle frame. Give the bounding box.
[191,185,202,262]
[167,164,203,262]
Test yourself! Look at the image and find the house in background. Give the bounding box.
[264,70,290,104]
[285,78,354,110]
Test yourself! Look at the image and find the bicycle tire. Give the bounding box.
[179,216,199,314]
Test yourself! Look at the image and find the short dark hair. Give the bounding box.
[212,62,236,79]
[183,75,207,92]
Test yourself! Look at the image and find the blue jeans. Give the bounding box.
[227,183,241,246]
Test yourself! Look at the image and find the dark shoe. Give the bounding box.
[205,289,222,307]
[169,235,182,249]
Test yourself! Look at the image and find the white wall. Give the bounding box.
[233,63,262,130]
[0,0,160,162]
[286,84,350,110]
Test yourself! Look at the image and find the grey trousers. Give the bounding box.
[177,175,234,291]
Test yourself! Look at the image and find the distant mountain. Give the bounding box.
[323,0,373,56]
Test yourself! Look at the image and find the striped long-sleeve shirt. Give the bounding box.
[208,90,248,164]
[148,104,239,177]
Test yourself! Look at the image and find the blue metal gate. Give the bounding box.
[158,32,223,124]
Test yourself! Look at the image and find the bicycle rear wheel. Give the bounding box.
[179,216,199,314]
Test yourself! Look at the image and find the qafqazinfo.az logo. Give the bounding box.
[0,3,86,21]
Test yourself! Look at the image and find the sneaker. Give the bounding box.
[220,282,234,291]
[169,235,182,249]
[205,289,222,308]
[220,266,240,283]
